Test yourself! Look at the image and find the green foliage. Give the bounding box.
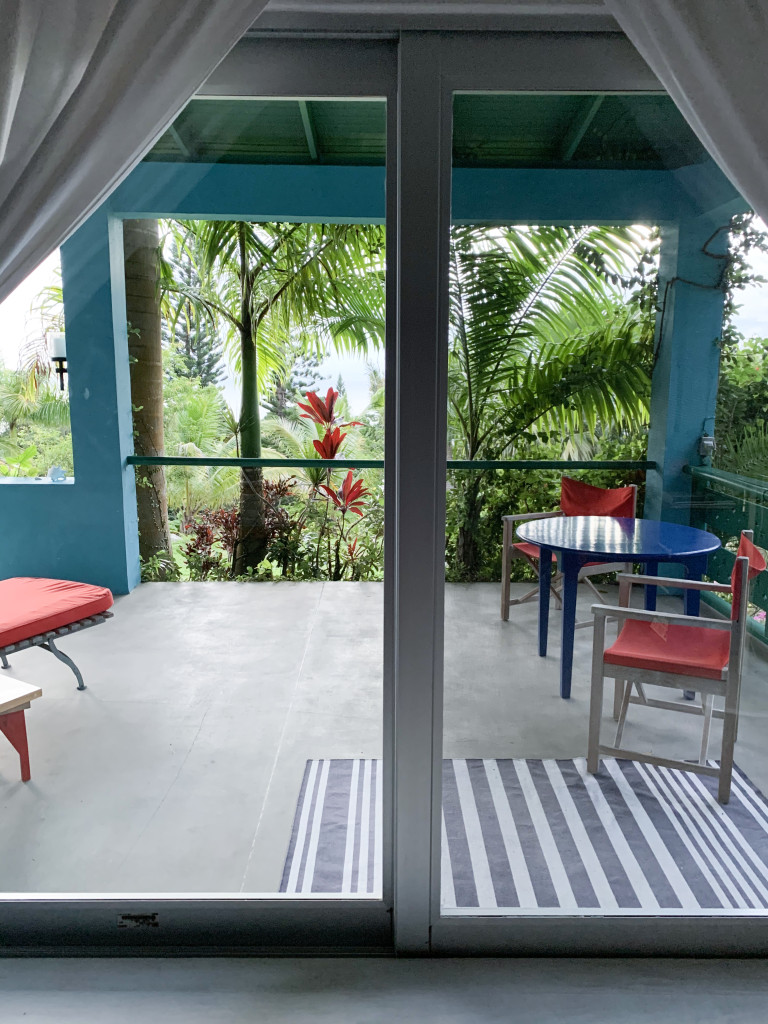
[447,225,654,463]
[161,232,226,387]
[262,345,324,420]
[164,360,229,453]
[140,551,180,582]
[722,214,768,348]
[0,443,39,477]
[0,261,74,476]
[0,365,73,476]
[445,432,648,583]
[444,224,655,577]
[712,212,768,481]
[715,336,768,480]
[145,382,387,583]
[144,215,768,589]
[157,217,387,571]
[161,220,386,396]
[13,424,74,475]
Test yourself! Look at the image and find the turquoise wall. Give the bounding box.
[0,159,746,593]
[0,212,139,593]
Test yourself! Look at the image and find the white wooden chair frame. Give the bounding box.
[501,484,637,624]
[587,555,751,805]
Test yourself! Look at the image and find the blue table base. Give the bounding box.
[537,549,710,699]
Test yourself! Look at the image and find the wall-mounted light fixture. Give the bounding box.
[697,434,717,459]
[50,332,67,391]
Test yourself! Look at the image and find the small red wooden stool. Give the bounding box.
[0,680,42,782]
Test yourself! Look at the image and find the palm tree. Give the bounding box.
[162,220,385,573]
[163,373,239,529]
[447,224,654,574]
[123,219,174,570]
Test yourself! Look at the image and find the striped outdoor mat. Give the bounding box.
[281,757,768,910]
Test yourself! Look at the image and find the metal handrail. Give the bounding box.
[127,455,657,471]
[686,465,768,504]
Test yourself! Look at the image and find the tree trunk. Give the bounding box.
[234,331,269,570]
[124,219,172,570]
[455,472,484,579]
[233,225,269,574]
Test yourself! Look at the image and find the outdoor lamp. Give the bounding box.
[50,332,67,390]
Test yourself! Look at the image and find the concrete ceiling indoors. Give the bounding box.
[248,0,618,34]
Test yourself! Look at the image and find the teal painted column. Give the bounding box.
[0,212,139,593]
[59,212,140,593]
[645,217,729,524]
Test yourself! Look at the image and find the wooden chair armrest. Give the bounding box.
[615,573,731,593]
[502,509,562,523]
[591,603,733,630]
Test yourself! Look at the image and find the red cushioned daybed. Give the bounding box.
[0,577,114,690]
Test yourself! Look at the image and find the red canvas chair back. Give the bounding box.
[731,533,767,621]
[560,476,635,518]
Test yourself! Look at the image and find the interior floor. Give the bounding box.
[2,956,768,1024]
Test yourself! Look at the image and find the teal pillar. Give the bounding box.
[58,212,140,593]
[0,212,139,593]
[645,217,729,525]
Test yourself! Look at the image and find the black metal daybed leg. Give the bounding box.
[0,652,9,669]
[40,639,86,691]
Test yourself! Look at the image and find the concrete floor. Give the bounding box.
[0,581,766,894]
[2,956,768,1023]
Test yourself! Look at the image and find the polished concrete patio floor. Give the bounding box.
[0,581,766,894]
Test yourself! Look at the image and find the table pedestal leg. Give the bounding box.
[644,560,659,610]
[538,546,552,657]
[684,555,707,616]
[560,553,579,700]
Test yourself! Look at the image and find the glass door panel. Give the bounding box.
[0,36,395,953]
[441,88,768,928]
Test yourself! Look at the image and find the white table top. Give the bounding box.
[0,679,42,714]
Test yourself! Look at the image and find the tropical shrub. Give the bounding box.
[144,388,386,582]
[445,431,648,583]
[714,336,768,480]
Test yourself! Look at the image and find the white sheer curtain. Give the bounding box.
[607,0,768,222]
[0,0,268,303]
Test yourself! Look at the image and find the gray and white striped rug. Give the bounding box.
[280,758,768,910]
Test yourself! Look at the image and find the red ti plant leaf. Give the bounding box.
[298,387,338,427]
[313,426,347,459]
[298,388,362,429]
[320,470,369,516]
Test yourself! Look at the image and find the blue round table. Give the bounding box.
[515,516,721,699]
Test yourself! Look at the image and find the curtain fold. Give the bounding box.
[0,0,268,303]
[607,0,768,222]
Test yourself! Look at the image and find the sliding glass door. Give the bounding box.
[427,33,768,956]
[0,36,397,953]
[5,28,768,959]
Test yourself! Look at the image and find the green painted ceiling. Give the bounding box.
[146,94,706,170]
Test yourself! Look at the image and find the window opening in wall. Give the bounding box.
[0,250,73,482]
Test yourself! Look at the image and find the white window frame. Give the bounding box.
[6,29,768,957]
[0,36,397,956]
[407,30,768,957]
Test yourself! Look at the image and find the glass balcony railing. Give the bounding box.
[688,465,768,644]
